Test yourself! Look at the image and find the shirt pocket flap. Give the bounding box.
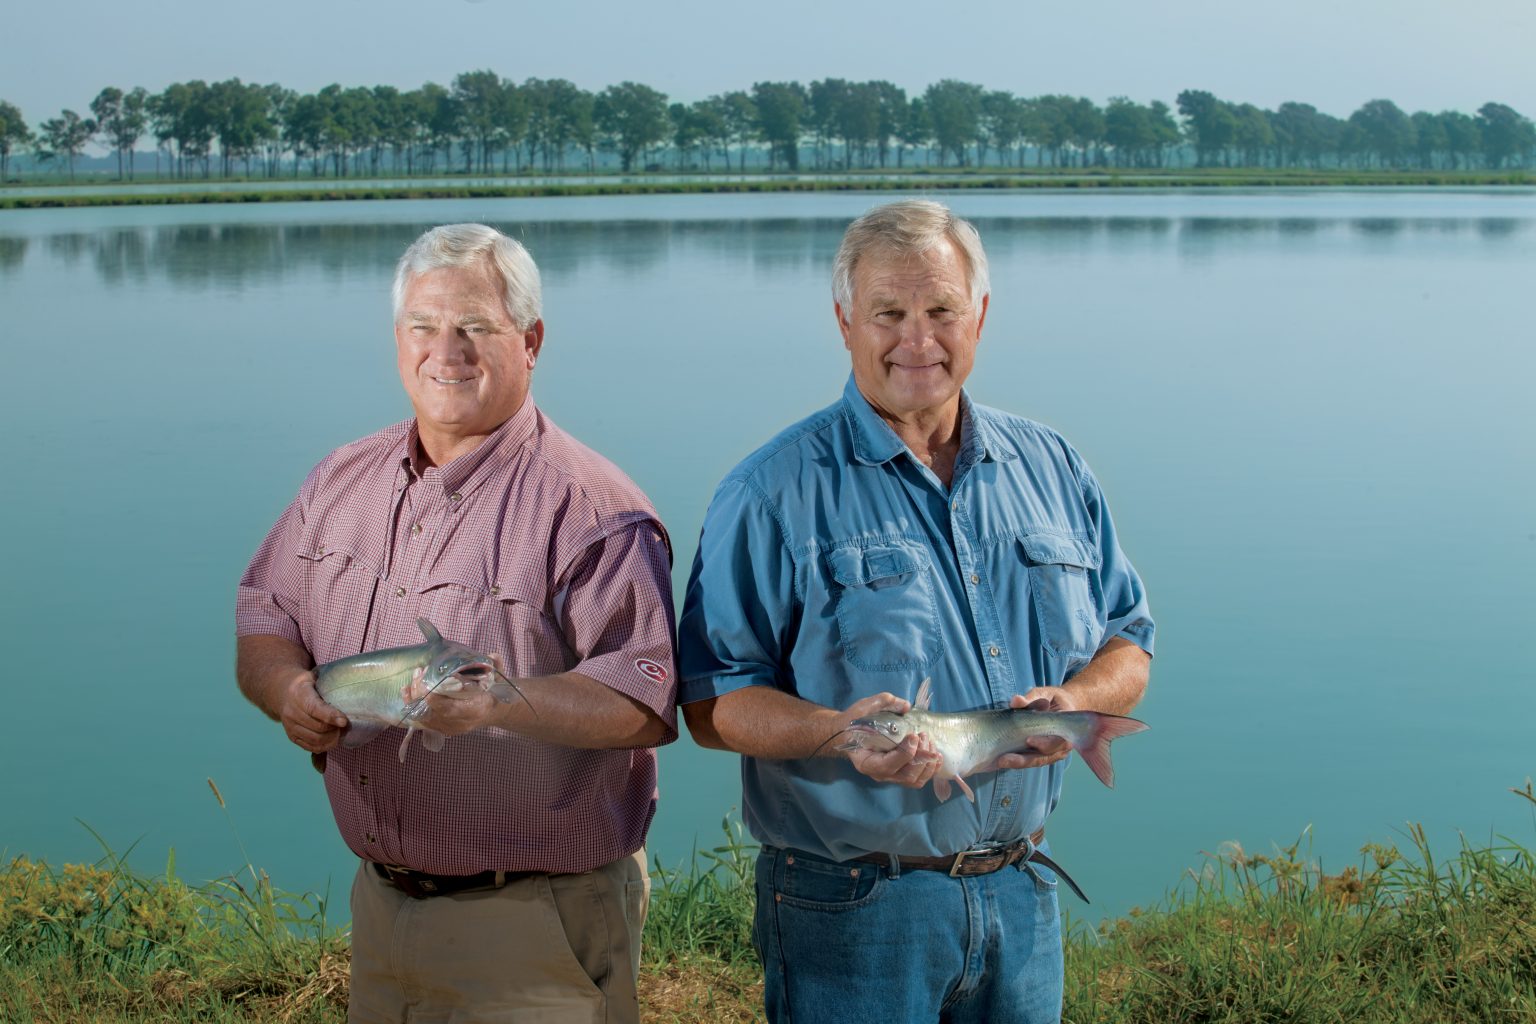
[1018,531,1101,572]
[826,545,924,587]
[418,567,545,606]
[294,526,358,569]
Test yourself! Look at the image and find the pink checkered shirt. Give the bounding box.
[237,398,678,875]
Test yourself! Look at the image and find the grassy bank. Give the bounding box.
[2,169,1533,209]
[4,791,1534,1023]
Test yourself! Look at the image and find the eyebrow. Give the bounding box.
[401,311,502,326]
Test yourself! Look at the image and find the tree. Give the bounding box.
[1021,95,1072,166]
[751,81,807,170]
[522,78,592,172]
[924,80,983,166]
[1477,102,1535,169]
[983,92,1025,167]
[210,78,274,177]
[39,109,96,179]
[0,100,34,181]
[668,101,707,168]
[150,81,215,177]
[1105,97,1155,167]
[453,70,522,173]
[896,97,931,167]
[870,81,906,169]
[808,78,848,169]
[1439,110,1481,170]
[1347,99,1414,168]
[683,100,725,170]
[1410,111,1447,169]
[1177,89,1238,167]
[711,91,756,171]
[595,82,669,172]
[1063,96,1106,167]
[1230,103,1274,167]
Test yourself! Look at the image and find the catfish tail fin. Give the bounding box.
[1075,714,1148,788]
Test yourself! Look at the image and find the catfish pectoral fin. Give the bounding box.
[340,722,387,749]
[419,729,447,753]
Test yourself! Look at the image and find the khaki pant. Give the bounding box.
[348,850,649,1024]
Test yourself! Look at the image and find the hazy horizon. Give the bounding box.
[8,0,1534,129]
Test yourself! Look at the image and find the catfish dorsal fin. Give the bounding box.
[914,678,933,711]
[417,618,443,644]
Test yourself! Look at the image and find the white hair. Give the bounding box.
[831,199,990,315]
[391,223,542,330]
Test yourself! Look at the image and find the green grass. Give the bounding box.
[1,168,1531,209]
[4,787,1534,1022]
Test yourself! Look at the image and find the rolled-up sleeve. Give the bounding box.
[235,477,313,647]
[1082,465,1155,657]
[677,477,798,704]
[557,520,679,733]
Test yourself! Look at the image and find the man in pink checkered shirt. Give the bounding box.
[237,223,677,1024]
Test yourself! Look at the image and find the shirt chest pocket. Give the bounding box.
[294,532,377,656]
[1018,531,1104,660]
[418,570,573,678]
[825,543,943,672]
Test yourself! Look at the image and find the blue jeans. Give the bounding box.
[753,845,1064,1024]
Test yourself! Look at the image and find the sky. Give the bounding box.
[7,0,1534,125]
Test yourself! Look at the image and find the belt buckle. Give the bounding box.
[949,845,1002,877]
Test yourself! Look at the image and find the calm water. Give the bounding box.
[3,189,1533,925]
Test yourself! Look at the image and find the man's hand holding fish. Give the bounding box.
[834,691,945,789]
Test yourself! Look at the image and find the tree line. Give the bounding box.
[1,76,1532,183]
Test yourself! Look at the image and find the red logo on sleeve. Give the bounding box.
[634,658,669,684]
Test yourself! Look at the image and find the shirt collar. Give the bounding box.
[399,395,540,495]
[840,373,1012,468]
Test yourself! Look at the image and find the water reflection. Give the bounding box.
[0,215,1528,288]
[0,236,25,270]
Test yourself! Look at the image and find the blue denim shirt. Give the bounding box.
[678,375,1155,860]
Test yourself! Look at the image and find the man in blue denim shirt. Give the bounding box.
[678,199,1154,1023]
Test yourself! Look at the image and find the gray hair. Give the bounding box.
[831,199,990,315]
[391,223,542,330]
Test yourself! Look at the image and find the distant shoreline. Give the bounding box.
[4,169,1533,210]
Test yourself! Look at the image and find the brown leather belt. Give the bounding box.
[853,828,1089,903]
[371,862,529,899]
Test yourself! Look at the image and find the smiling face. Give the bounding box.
[394,261,543,465]
[836,237,988,430]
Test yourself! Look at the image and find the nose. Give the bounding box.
[419,324,474,367]
[894,316,939,359]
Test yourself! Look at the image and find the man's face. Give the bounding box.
[836,238,988,424]
[395,261,542,452]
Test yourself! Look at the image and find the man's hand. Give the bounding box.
[837,692,945,790]
[279,672,349,753]
[980,687,1076,773]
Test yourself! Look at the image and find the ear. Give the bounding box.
[974,293,989,344]
[835,301,853,350]
[524,319,545,368]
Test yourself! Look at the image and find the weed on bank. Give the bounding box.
[3,790,1533,1023]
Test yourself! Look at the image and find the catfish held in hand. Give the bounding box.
[830,679,1147,802]
[314,618,530,762]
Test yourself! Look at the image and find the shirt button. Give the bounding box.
[359,774,369,787]
[951,501,959,510]
[394,586,406,598]
[971,573,980,584]
[410,523,422,535]
[1002,796,1012,807]
[449,492,462,502]
[989,646,1000,657]
[365,833,376,844]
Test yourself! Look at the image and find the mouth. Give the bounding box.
[430,375,473,386]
